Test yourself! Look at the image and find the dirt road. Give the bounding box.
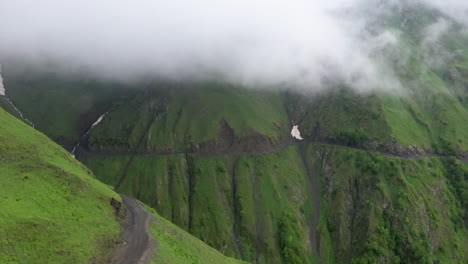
[112,195,156,264]
[75,139,468,163]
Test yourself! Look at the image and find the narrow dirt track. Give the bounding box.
[112,195,157,264]
[75,140,468,163]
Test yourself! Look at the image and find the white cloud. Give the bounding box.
[0,0,465,91]
[421,0,468,26]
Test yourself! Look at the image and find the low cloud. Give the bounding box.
[0,0,466,92]
[422,0,468,26]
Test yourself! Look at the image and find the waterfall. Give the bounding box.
[71,112,108,157]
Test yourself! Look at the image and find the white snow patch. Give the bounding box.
[91,112,107,128]
[0,65,5,96]
[291,125,304,140]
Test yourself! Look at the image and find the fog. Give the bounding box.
[0,0,466,92]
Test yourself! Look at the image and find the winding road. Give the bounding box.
[75,139,468,163]
[112,195,157,264]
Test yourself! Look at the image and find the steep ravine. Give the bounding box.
[71,112,108,156]
[230,157,245,260]
[298,143,322,263]
[185,153,196,233]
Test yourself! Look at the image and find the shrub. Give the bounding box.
[336,129,369,146]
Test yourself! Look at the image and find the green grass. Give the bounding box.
[0,107,122,263]
[161,83,288,141]
[375,4,468,152]
[380,27,468,151]
[88,82,289,152]
[380,95,433,148]
[0,97,22,121]
[146,206,248,264]
[286,88,392,145]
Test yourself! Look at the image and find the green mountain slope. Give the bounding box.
[81,142,467,264]
[1,3,467,264]
[2,72,467,263]
[1,64,129,147]
[146,205,248,264]
[86,82,289,154]
[0,107,121,263]
[0,106,252,264]
[308,144,468,263]
[82,146,316,264]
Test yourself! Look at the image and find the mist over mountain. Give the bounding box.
[1,1,468,264]
[0,0,466,92]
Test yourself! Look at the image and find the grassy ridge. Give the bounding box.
[0,107,121,263]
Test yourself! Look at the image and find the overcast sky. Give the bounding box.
[0,0,466,91]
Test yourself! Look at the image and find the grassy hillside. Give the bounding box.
[382,4,468,152]
[146,205,248,264]
[0,107,122,263]
[88,82,289,153]
[0,97,22,121]
[0,105,256,264]
[286,82,468,154]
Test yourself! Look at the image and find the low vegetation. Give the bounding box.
[311,144,468,263]
[0,107,121,263]
[0,106,257,263]
[146,205,248,264]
